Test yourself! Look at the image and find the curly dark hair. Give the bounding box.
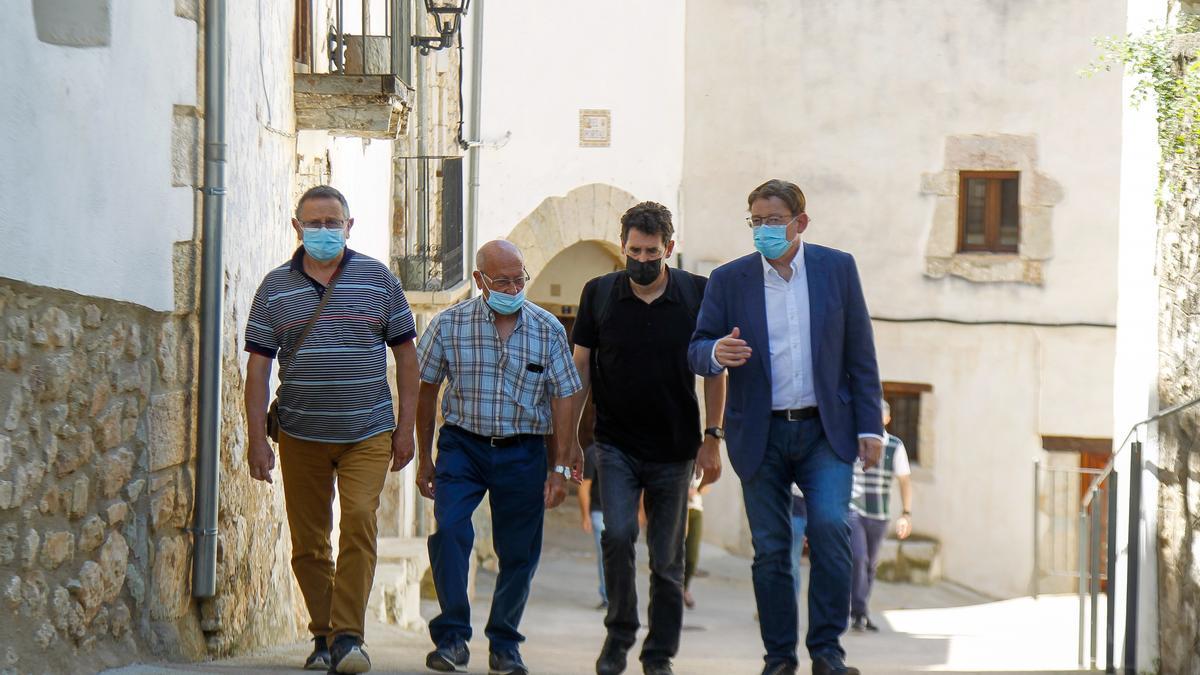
[619,201,674,246]
[747,179,806,215]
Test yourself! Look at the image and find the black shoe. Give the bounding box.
[489,649,529,675]
[596,639,629,675]
[850,615,866,632]
[862,615,879,632]
[760,662,796,675]
[304,636,331,671]
[328,635,371,674]
[812,654,860,675]
[643,661,674,675]
[425,640,470,673]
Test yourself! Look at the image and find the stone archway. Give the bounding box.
[504,183,639,280]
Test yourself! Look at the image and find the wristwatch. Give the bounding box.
[704,426,725,440]
[553,464,574,482]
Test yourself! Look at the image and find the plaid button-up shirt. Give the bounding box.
[417,296,582,437]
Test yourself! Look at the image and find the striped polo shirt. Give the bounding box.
[245,248,417,443]
[417,296,582,437]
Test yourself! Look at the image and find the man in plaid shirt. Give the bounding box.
[415,240,582,675]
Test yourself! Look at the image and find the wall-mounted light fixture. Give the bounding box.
[412,0,471,53]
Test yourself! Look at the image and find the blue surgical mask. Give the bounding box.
[302,228,346,261]
[752,225,795,260]
[485,287,526,315]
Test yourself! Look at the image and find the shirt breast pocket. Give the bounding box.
[512,364,546,409]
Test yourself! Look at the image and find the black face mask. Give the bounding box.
[626,256,663,286]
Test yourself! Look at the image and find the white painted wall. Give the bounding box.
[468,0,686,248]
[0,3,197,311]
[328,136,395,263]
[682,1,1126,599]
[1110,2,1170,670]
[875,323,1114,597]
[683,0,1125,325]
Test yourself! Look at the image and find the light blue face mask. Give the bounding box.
[485,287,526,315]
[302,227,346,261]
[752,224,795,260]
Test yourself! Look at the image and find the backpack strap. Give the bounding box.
[591,271,622,329]
[668,266,702,321]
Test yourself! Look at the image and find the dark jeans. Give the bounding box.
[742,416,853,667]
[849,511,889,618]
[427,426,547,655]
[596,442,693,665]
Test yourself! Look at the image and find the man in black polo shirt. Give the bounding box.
[571,202,727,675]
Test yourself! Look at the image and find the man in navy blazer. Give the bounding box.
[688,180,883,675]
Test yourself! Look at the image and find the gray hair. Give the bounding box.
[881,399,891,417]
[295,185,351,220]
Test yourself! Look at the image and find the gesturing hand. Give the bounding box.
[714,327,752,368]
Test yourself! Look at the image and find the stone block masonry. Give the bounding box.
[0,277,305,673]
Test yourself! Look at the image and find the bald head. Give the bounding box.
[472,240,525,295]
[475,240,524,277]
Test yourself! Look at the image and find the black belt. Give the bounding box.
[447,425,540,448]
[771,407,819,422]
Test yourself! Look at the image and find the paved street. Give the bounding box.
[110,501,1088,675]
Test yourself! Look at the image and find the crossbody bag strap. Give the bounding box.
[282,266,344,359]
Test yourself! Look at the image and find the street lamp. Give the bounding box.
[412,0,471,53]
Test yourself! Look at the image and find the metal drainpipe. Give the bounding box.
[464,0,484,294]
[192,0,227,599]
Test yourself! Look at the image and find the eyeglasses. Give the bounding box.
[481,270,531,293]
[745,215,798,229]
[299,219,347,231]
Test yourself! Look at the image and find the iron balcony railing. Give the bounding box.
[297,0,412,82]
[1074,395,1200,673]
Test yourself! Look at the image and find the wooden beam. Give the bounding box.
[883,381,934,395]
[1041,435,1113,456]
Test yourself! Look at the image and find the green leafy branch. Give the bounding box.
[1083,17,1200,159]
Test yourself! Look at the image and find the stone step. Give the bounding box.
[876,535,943,585]
[367,536,430,632]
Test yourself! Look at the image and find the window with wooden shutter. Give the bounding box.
[958,171,1019,253]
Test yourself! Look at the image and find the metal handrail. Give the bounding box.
[1082,395,1200,509]
[1075,394,1200,672]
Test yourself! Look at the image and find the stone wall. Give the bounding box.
[1156,122,1200,673]
[0,278,201,673]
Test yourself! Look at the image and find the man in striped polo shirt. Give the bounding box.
[416,240,582,675]
[244,185,419,674]
[848,400,913,633]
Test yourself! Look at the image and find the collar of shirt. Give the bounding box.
[760,241,805,283]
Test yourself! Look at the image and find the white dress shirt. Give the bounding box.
[761,247,816,409]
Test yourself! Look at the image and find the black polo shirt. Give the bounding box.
[572,268,707,463]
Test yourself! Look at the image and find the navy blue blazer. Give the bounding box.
[688,244,883,479]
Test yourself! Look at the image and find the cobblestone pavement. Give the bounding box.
[108,501,1089,674]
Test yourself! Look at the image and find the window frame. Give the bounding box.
[957,170,1020,254]
[882,381,931,466]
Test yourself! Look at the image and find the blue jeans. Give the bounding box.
[742,416,853,667]
[596,443,693,665]
[427,426,547,654]
[591,510,607,603]
[790,514,807,599]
